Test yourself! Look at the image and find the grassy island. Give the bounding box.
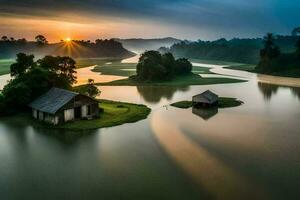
[1,100,151,131]
[97,73,245,87]
[171,97,243,109]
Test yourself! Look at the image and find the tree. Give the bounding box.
[161,53,176,77]
[136,51,163,80]
[2,81,32,109]
[35,35,48,45]
[86,79,100,98]
[10,53,35,77]
[1,36,8,41]
[174,58,193,74]
[260,33,280,60]
[38,56,77,85]
[136,51,192,81]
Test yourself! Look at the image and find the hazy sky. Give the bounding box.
[0,0,299,42]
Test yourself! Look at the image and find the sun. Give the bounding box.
[65,37,72,42]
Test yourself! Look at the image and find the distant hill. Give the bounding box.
[163,36,300,64]
[114,37,181,53]
[0,39,135,59]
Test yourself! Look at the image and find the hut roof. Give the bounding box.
[29,88,78,114]
[193,90,219,104]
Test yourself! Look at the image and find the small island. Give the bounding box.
[171,91,243,109]
[94,50,245,86]
[2,99,151,131]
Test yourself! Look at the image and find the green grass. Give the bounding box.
[92,63,214,77]
[75,58,123,69]
[0,100,151,131]
[0,59,14,75]
[97,73,246,87]
[92,63,137,76]
[218,97,244,108]
[170,101,194,108]
[171,97,243,109]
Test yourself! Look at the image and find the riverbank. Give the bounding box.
[171,97,243,109]
[224,62,300,78]
[0,99,151,131]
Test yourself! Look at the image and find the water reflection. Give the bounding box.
[257,82,279,101]
[136,86,190,103]
[192,107,218,120]
[291,87,300,99]
[257,82,300,101]
[151,111,268,200]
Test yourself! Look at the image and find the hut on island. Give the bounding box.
[192,90,219,107]
[29,87,100,125]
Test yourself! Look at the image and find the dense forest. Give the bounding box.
[161,35,300,64]
[0,35,135,59]
[255,33,300,77]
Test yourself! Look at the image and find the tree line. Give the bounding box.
[162,35,300,64]
[0,35,134,59]
[256,33,300,74]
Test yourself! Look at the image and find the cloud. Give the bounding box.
[0,0,299,40]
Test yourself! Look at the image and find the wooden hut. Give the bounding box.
[29,88,100,125]
[192,90,219,107]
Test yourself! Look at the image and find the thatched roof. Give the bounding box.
[192,90,219,104]
[29,88,78,114]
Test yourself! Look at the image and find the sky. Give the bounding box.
[0,0,299,42]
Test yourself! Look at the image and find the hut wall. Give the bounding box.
[64,109,75,122]
[32,109,38,119]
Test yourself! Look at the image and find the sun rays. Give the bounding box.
[53,39,90,58]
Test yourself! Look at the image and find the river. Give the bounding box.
[0,56,300,199]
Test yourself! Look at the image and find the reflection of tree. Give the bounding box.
[291,87,300,99]
[136,86,190,103]
[257,82,279,101]
[192,107,218,121]
[258,82,300,101]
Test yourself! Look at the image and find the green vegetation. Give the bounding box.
[218,97,244,108]
[0,53,77,116]
[97,73,245,87]
[75,79,100,98]
[255,34,300,77]
[75,58,122,68]
[1,100,151,131]
[0,59,13,75]
[170,101,193,108]
[93,63,137,76]
[61,100,150,130]
[0,35,134,59]
[171,97,243,109]
[135,51,192,81]
[92,62,213,77]
[163,33,300,64]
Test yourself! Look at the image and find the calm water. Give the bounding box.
[0,58,300,199]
